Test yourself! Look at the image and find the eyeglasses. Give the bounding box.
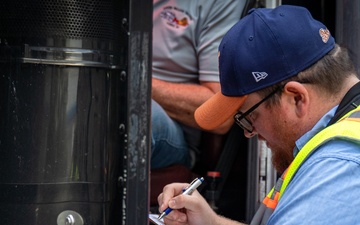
[234,87,282,133]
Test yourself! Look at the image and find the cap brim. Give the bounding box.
[195,92,247,130]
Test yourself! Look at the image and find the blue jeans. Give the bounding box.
[151,100,191,169]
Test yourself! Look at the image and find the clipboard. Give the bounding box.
[149,214,165,225]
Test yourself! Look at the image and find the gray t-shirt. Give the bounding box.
[153,0,246,83]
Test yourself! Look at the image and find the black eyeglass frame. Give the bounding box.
[234,87,282,133]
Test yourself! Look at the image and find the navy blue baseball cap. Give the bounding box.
[195,5,335,130]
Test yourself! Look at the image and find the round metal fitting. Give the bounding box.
[57,210,84,225]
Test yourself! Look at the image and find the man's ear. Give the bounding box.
[282,81,309,117]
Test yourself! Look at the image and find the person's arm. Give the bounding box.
[152,78,233,134]
[158,182,246,225]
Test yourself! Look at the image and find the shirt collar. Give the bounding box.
[293,106,338,157]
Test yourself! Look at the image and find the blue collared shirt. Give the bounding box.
[293,106,338,157]
[268,106,360,224]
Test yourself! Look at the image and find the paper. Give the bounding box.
[149,214,165,225]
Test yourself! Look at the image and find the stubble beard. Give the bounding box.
[271,147,294,174]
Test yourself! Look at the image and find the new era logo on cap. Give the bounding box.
[252,72,268,82]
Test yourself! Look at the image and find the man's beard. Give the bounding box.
[271,148,294,174]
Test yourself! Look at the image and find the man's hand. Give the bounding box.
[157,182,246,225]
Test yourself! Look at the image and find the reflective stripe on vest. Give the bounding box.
[250,105,360,225]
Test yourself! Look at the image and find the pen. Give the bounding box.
[158,177,204,220]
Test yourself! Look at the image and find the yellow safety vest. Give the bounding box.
[250,105,360,225]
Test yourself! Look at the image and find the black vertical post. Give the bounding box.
[119,0,152,224]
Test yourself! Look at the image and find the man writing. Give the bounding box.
[157,5,360,225]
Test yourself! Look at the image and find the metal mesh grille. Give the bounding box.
[0,0,122,41]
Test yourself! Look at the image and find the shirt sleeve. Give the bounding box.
[197,0,246,82]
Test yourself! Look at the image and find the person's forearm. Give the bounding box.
[152,78,233,134]
[152,79,215,127]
